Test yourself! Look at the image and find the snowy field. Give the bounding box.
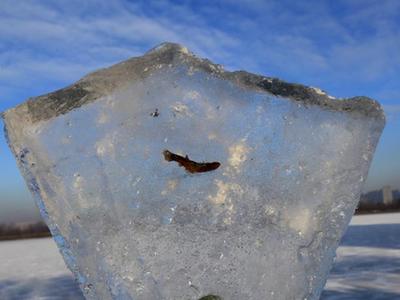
[321,212,400,300]
[0,213,399,300]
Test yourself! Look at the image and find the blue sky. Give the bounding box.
[0,0,399,223]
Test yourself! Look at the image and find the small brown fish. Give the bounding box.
[163,150,220,173]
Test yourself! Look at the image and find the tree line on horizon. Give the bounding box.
[0,221,50,241]
[356,187,400,214]
[356,199,400,214]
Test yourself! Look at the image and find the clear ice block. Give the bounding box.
[2,43,385,300]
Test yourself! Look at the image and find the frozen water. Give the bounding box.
[2,43,385,300]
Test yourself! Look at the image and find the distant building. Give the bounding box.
[383,185,393,205]
[359,187,400,212]
[360,190,382,205]
[393,190,400,204]
[360,187,399,206]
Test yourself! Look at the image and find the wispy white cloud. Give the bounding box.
[0,0,243,102]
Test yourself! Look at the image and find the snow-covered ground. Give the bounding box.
[0,237,84,300]
[321,213,400,300]
[0,213,399,299]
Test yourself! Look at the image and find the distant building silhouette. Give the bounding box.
[361,190,382,204]
[382,185,393,205]
[393,190,400,204]
[360,186,399,206]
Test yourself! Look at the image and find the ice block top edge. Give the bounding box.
[2,42,385,124]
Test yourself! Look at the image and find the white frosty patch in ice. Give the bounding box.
[186,90,200,100]
[208,133,217,140]
[208,180,241,205]
[171,102,193,117]
[286,208,313,236]
[97,112,109,124]
[72,173,92,209]
[95,135,115,157]
[228,140,250,171]
[161,179,179,196]
[208,180,242,224]
[178,46,190,55]
[187,66,195,76]
[311,87,326,95]
[311,87,336,99]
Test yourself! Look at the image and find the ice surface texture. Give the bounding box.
[2,43,385,300]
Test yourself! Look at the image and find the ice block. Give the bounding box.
[2,43,385,300]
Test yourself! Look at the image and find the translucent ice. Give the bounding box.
[2,43,385,300]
